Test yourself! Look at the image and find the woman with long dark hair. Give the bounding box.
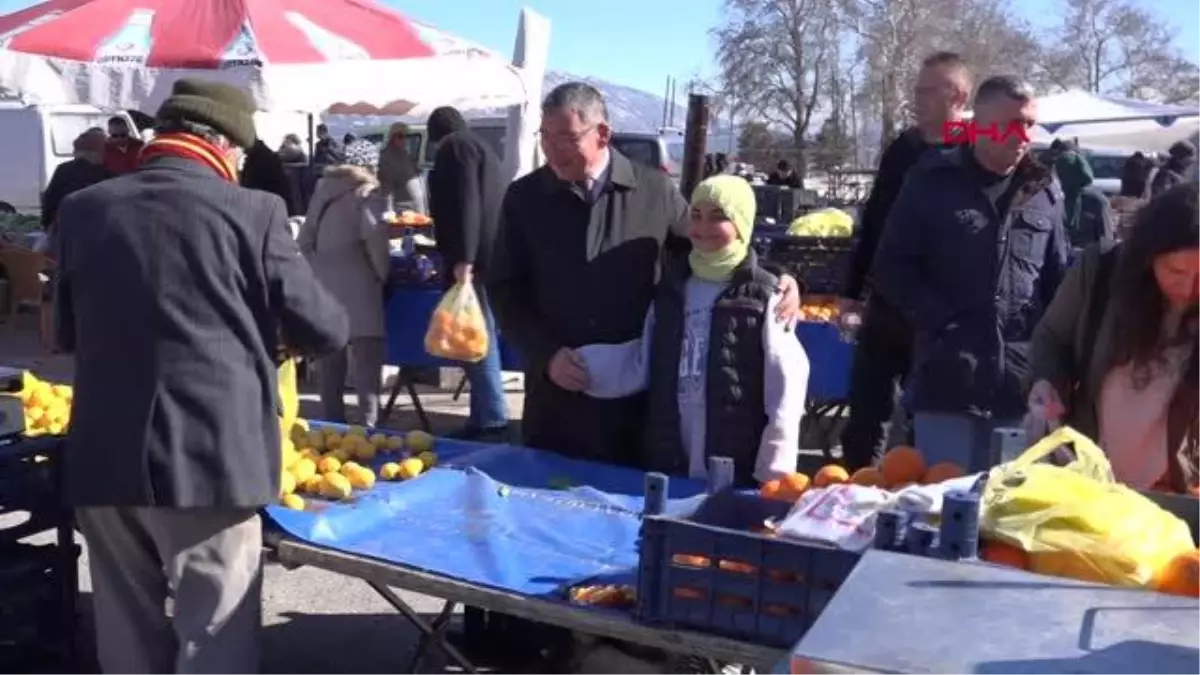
[1026,181,1198,491]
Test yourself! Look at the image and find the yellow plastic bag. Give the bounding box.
[277,358,299,432]
[424,281,489,362]
[787,208,854,237]
[981,427,1196,588]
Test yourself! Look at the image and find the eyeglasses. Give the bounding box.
[536,124,600,148]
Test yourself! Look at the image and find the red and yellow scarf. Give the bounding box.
[140,132,238,182]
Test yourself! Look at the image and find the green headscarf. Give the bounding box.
[1055,150,1095,235]
[688,175,756,282]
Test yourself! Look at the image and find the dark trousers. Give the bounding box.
[840,296,914,471]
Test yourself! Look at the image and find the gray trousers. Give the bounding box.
[77,507,263,674]
[317,336,385,427]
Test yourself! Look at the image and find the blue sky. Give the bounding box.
[0,0,1195,96]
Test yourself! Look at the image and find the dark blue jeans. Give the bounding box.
[462,289,509,429]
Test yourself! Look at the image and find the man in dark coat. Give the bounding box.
[839,51,970,470]
[1151,140,1197,197]
[766,159,802,187]
[426,105,510,439]
[490,82,801,467]
[41,128,111,230]
[872,75,1069,473]
[53,78,348,673]
[313,123,344,165]
[241,138,298,215]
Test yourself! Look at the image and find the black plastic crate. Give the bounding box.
[757,236,857,295]
[637,488,860,648]
[0,435,65,513]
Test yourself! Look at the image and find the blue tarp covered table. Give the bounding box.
[781,550,1200,674]
[264,432,783,671]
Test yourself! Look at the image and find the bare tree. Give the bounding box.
[1042,0,1200,103]
[713,0,839,177]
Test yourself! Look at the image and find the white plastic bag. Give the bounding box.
[776,484,890,551]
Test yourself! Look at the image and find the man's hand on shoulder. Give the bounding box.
[774,275,802,325]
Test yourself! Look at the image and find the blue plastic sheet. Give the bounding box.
[266,438,707,598]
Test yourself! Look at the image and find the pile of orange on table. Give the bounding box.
[760,445,966,502]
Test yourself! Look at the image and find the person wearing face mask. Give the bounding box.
[41,128,112,231]
[871,75,1070,473]
[1026,182,1198,492]
[839,51,971,472]
[51,78,348,674]
[488,82,802,470]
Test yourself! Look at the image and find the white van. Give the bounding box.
[0,102,137,213]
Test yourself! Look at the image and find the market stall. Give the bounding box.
[264,434,782,671]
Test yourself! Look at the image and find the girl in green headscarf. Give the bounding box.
[568,175,811,487]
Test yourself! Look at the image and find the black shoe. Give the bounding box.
[447,425,512,443]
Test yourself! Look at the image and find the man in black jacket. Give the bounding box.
[241,138,298,215]
[427,106,511,440]
[839,51,971,470]
[41,128,111,230]
[53,78,348,673]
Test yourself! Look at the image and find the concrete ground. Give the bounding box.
[0,315,525,673]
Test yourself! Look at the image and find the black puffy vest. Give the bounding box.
[642,250,778,486]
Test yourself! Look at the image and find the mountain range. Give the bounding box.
[328,69,737,148]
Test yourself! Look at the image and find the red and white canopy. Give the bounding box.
[0,0,527,114]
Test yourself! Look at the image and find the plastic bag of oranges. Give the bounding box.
[424,281,489,362]
[981,426,1195,589]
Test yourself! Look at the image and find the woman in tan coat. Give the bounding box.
[298,140,392,426]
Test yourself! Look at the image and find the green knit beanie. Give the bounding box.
[156,78,257,149]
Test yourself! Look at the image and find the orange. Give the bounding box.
[1155,549,1199,597]
[923,462,965,484]
[879,446,926,487]
[760,479,785,500]
[780,473,811,500]
[980,541,1030,570]
[849,467,885,487]
[813,464,850,487]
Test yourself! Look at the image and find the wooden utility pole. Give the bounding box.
[680,93,711,201]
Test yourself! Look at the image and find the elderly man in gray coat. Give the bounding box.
[53,78,348,673]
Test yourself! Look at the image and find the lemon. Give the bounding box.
[331,447,353,463]
[25,406,45,424]
[398,457,425,480]
[280,472,297,496]
[301,476,323,494]
[281,494,306,510]
[28,384,54,409]
[325,435,343,451]
[291,457,317,483]
[299,447,321,461]
[339,461,361,475]
[356,443,378,461]
[369,433,388,448]
[347,466,376,489]
[317,455,342,474]
[405,430,434,453]
[379,462,401,480]
[319,472,353,500]
[347,425,367,438]
[386,435,404,450]
[51,384,72,399]
[323,428,342,440]
[418,451,438,469]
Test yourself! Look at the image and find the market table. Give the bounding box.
[264,434,784,672]
[780,549,1200,674]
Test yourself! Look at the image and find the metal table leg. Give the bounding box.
[378,369,432,432]
[364,581,477,673]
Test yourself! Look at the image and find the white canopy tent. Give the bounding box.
[1029,89,1199,152]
